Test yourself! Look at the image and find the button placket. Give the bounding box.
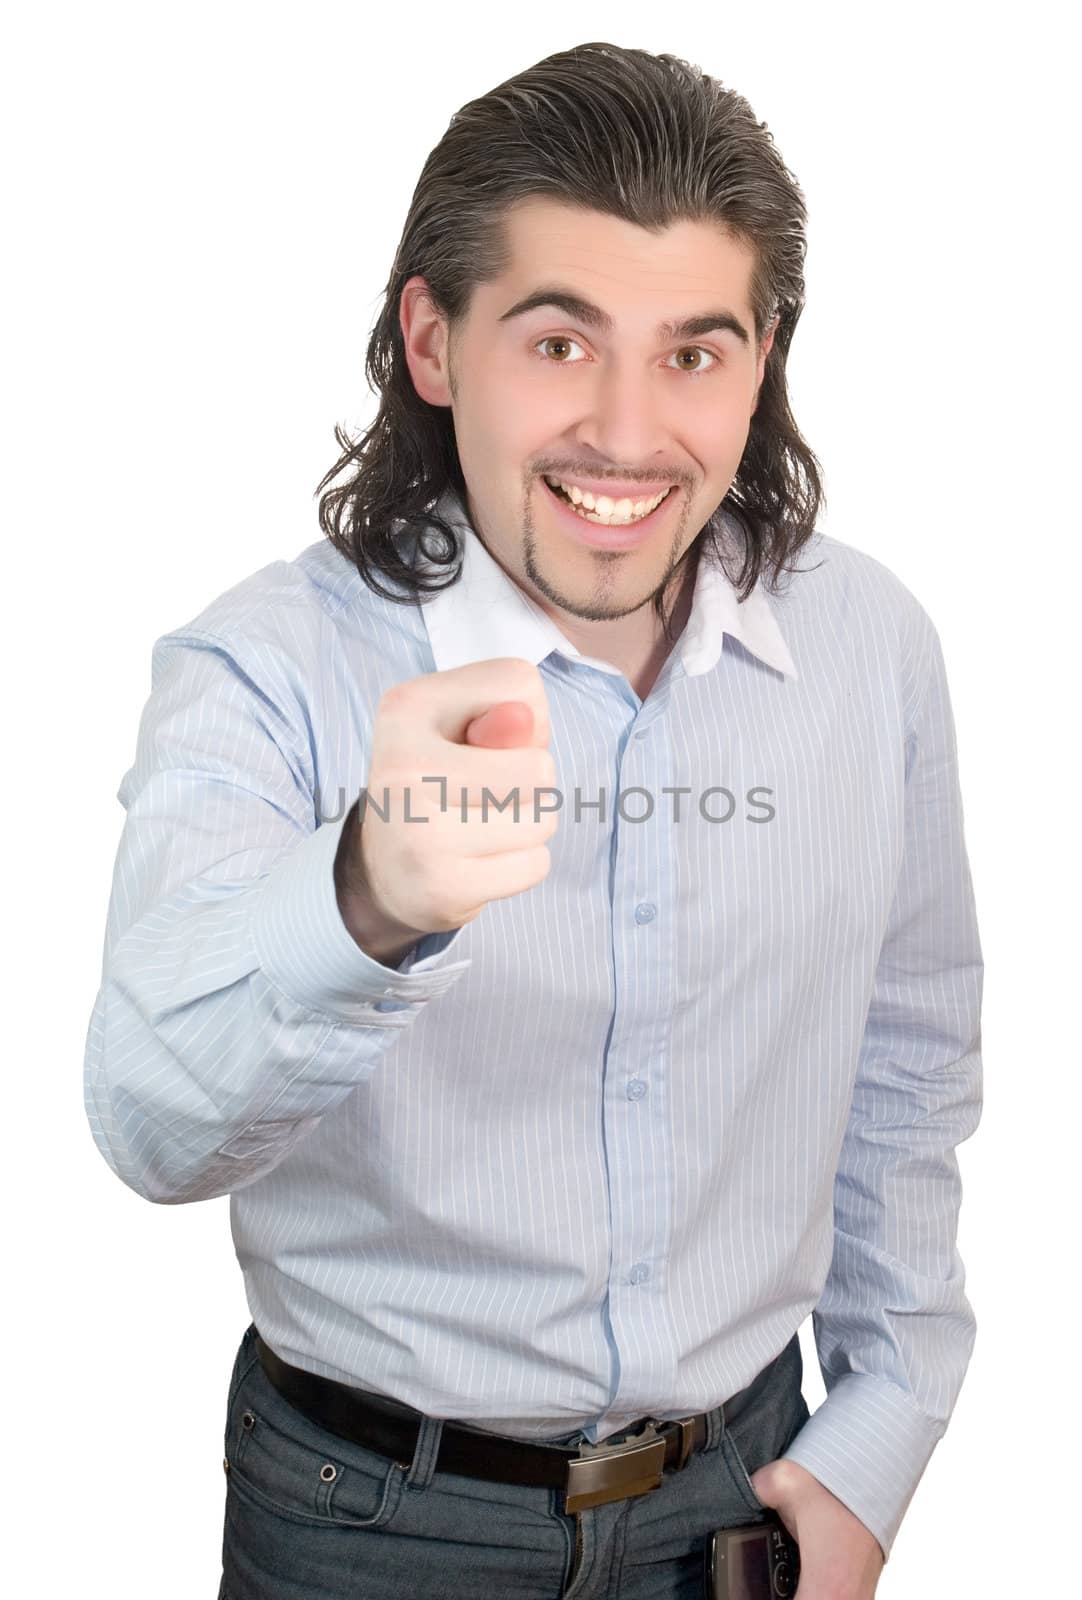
[605,716,674,1416]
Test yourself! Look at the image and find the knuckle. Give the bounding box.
[528,749,557,789]
[393,831,428,876]
[374,688,408,731]
[379,674,427,717]
[500,656,543,689]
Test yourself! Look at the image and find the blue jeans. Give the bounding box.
[218,1321,810,1599]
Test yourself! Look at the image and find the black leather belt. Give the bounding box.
[254,1329,754,1515]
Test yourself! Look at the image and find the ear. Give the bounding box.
[758,313,780,375]
[399,275,454,407]
[753,314,781,411]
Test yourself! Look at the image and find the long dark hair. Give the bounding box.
[316,41,825,642]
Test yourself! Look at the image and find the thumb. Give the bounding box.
[463,700,535,748]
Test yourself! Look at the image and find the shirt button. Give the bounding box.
[634,729,649,740]
[629,1263,651,1285]
[634,902,656,924]
[627,1078,647,1100]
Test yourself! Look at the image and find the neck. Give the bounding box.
[553,550,699,700]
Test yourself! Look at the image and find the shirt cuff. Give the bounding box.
[251,810,473,1024]
[778,1370,945,1563]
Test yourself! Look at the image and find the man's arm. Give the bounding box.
[83,629,471,1205]
[778,609,984,1562]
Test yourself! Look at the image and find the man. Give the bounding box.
[84,40,983,1599]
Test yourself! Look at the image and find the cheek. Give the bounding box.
[680,409,749,477]
[472,378,558,449]
[475,396,569,488]
[713,397,757,451]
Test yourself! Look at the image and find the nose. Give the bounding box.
[572,357,674,480]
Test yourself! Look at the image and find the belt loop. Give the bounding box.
[404,1414,444,1488]
[704,1401,726,1453]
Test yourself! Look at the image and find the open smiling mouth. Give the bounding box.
[540,477,679,549]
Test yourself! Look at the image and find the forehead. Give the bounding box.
[490,195,758,323]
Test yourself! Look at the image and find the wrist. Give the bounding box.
[334,803,424,964]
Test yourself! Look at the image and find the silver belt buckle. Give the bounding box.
[564,1421,668,1514]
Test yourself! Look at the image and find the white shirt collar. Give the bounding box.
[411,486,799,682]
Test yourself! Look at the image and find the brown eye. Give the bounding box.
[538,336,577,361]
[535,337,718,376]
[668,347,718,376]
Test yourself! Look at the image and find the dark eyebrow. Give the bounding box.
[497,286,751,348]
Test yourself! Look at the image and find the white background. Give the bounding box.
[3,2,1077,1594]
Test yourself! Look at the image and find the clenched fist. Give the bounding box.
[334,658,559,963]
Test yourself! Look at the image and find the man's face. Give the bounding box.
[400,196,776,629]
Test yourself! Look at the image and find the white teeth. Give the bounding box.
[543,476,672,526]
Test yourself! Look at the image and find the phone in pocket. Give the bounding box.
[704,1514,801,1598]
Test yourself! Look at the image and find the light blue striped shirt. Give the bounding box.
[84,489,983,1560]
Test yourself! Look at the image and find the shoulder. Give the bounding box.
[775,527,940,696]
[150,537,425,681]
[786,527,934,629]
[752,526,945,736]
[157,539,358,648]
